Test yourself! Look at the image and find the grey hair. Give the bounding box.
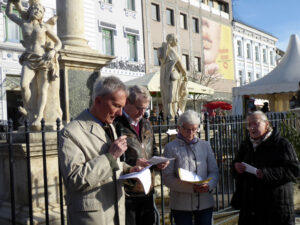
[246,111,269,123]
[178,110,200,126]
[246,111,273,133]
[128,85,151,104]
[92,76,128,102]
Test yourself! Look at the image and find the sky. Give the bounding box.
[232,0,300,51]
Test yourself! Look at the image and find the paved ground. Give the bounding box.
[296,215,300,225]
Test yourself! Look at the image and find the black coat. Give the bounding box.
[232,130,300,225]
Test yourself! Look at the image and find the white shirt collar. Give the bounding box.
[122,110,140,126]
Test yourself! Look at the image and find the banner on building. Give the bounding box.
[202,17,234,80]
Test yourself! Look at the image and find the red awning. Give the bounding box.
[203,101,232,111]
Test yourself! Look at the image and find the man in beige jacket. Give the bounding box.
[59,76,141,225]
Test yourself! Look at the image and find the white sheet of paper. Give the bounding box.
[178,168,212,184]
[241,162,257,175]
[119,165,152,194]
[147,156,175,165]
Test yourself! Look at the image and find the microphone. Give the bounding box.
[116,126,126,162]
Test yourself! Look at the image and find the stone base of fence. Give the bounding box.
[0,201,65,225]
[0,141,64,224]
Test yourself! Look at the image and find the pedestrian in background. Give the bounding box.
[261,102,270,113]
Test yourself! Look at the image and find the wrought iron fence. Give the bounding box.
[0,112,297,225]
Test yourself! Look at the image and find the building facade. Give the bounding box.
[142,0,235,103]
[232,20,278,87]
[96,0,145,81]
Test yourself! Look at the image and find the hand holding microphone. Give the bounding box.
[116,126,126,162]
[108,135,127,160]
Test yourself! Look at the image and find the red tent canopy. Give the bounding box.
[203,101,232,110]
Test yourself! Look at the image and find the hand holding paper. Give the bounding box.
[119,165,152,194]
[119,156,175,194]
[178,168,212,184]
[241,162,257,175]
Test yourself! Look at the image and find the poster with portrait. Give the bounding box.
[202,17,234,80]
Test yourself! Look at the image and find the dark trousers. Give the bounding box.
[125,193,158,225]
[171,207,213,225]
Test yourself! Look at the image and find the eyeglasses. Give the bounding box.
[135,105,149,111]
[247,120,266,129]
[181,126,198,133]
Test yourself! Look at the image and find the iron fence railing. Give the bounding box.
[0,112,297,225]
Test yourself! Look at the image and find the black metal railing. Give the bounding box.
[1,112,297,225]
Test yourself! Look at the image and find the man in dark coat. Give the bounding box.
[114,85,169,225]
[232,111,300,225]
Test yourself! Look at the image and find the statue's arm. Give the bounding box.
[5,0,23,26]
[175,59,187,80]
[46,29,62,52]
[43,28,62,60]
[14,0,28,20]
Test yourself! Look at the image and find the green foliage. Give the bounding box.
[280,113,300,160]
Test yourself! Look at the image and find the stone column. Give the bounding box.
[56,0,114,122]
[57,0,88,48]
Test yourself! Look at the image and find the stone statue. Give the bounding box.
[6,0,62,129]
[158,34,188,120]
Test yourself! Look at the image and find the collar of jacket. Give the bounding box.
[177,133,199,145]
[77,109,115,143]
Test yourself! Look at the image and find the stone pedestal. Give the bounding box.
[56,0,114,122]
[0,141,64,224]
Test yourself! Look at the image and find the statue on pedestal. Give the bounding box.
[158,34,188,120]
[6,0,62,129]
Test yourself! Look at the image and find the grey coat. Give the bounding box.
[163,137,219,211]
[59,110,130,225]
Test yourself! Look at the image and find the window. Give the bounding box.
[246,43,251,59]
[256,73,260,79]
[218,2,228,12]
[153,48,160,66]
[151,3,160,21]
[182,54,189,71]
[192,17,199,33]
[102,29,114,56]
[238,70,243,85]
[180,13,187,29]
[127,34,137,61]
[194,57,201,72]
[270,51,274,65]
[208,0,213,7]
[248,72,252,82]
[263,49,267,63]
[103,0,112,3]
[127,0,135,11]
[255,46,259,61]
[166,8,174,26]
[237,40,242,57]
[3,8,21,42]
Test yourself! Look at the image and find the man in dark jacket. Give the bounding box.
[114,85,169,225]
[232,111,300,225]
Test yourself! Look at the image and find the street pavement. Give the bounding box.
[296,215,300,225]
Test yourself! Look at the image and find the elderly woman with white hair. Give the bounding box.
[163,110,219,225]
[232,111,300,225]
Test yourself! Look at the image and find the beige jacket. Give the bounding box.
[59,110,130,225]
